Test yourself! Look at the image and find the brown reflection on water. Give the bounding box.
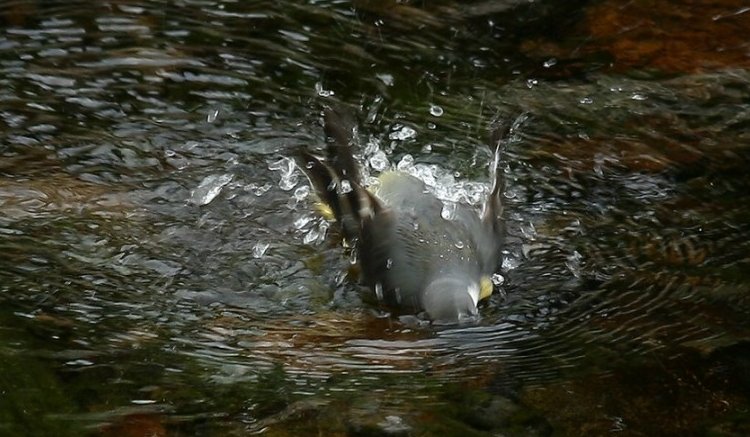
[522,342,750,435]
[587,0,750,72]
[0,173,131,219]
[522,0,750,74]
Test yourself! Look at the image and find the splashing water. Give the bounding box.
[252,242,270,258]
[369,150,390,172]
[269,157,299,191]
[389,125,417,141]
[189,173,233,206]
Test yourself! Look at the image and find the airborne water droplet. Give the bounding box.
[386,258,393,269]
[566,250,583,278]
[252,242,269,258]
[375,283,384,301]
[268,157,299,191]
[396,154,414,172]
[389,125,416,141]
[207,108,219,123]
[429,104,443,117]
[315,82,334,97]
[303,227,320,244]
[189,173,233,206]
[294,216,311,229]
[491,273,505,286]
[339,179,352,194]
[441,202,457,220]
[369,150,389,172]
[293,185,310,202]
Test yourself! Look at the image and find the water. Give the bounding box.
[1,0,749,435]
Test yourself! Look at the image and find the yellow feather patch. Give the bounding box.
[314,201,335,221]
[479,276,493,301]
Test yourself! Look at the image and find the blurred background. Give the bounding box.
[1,0,749,435]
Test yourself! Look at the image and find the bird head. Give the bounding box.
[422,275,481,324]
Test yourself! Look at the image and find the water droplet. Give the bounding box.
[454,240,465,249]
[268,157,299,191]
[389,125,416,141]
[376,73,394,87]
[394,287,402,304]
[630,93,647,101]
[294,216,312,229]
[314,82,334,97]
[396,154,414,171]
[429,104,443,117]
[526,78,538,88]
[501,256,520,270]
[441,202,457,220]
[542,58,557,68]
[252,242,269,258]
[369,150,389,171]
[386,258,393,269]
[339,179,352,194]
[520,221,537,239]
[293,185,310,202]
[491,273,505,286]
[207,108,219,123]
[189,173,233,206]
[579,97,593,105]
[421,144,432,153]
[412,222,419,230]
[303,227,320,244]
[249,182,272,197]
[375,283,384,301]
[566,250,583,278]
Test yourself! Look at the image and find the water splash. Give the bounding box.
[369,150,390,172]
[314,82,334,97]
[389,125,417,141]
[268,157,299,191]
[303,221,328,245]
[566,250,583,278]
[189,173,233,206]
[375,282,384,301]
[376,73,394,86]
[441,202,457,220]
[491,273,505,286]
[396,154,415,171]
[207,108,219,123]
[252,242,270,258]
[292,185,310,202]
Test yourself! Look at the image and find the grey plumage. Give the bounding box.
[296,107,507,323]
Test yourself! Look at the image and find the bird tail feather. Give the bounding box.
[295,107,381,242]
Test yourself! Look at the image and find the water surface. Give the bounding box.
[1,0,749,435]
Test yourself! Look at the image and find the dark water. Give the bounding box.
[1,0,749,435]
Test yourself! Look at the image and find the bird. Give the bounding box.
[295,106,507,323]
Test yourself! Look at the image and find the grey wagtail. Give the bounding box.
[296,107,507,323]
